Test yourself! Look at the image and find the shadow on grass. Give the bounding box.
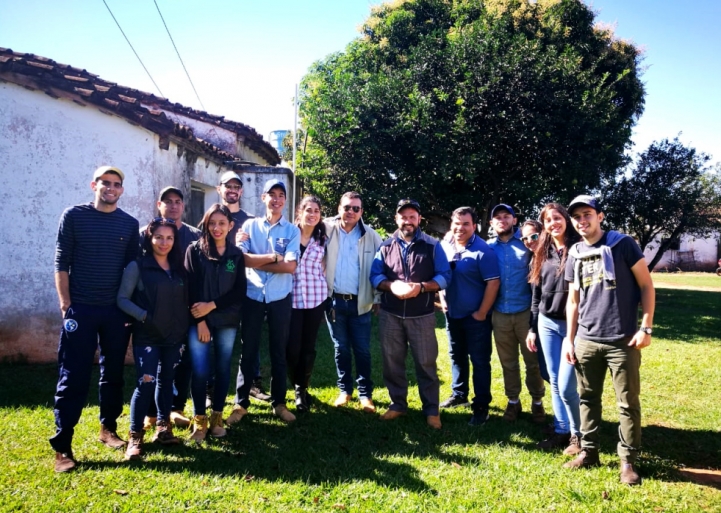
[653,288,721,343]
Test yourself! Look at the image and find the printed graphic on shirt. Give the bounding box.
[225,260,236,273]
[580,254,616,290]
[274,238,289,254]
[63,319,78,332]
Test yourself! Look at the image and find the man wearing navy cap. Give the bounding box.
[488,204,546,424]
[227,178,300,423]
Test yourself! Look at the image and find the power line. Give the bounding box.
[153,0,206,111]
[101,0,165,97]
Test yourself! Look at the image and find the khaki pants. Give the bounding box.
[492,309,545,401]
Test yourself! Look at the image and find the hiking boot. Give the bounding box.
[152,420,180,445]
[225,404,248,426]
[125,431,144,460]
[563,449,601,469]
[563,434,583,456]
[503,401,522,422]
[294,387,309,413]
[189,415,208,442]
[273,404,296,423]
[620,462,642,485]
[333,392,352,407]
[531,402,547,424]
[468,407,490,426]
[537,432,571,451]
[99,425,127,449]
[440,395,471,409]
[360,398,376,413]
[54,451,76,473]
[427,415,442,430]
[169,410,191,428]
[250,380,272,402]
[380,410,406,421]
[208,411,227,437]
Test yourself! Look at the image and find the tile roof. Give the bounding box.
[0,48,280,166]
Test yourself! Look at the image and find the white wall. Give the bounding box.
[645,232,719,271]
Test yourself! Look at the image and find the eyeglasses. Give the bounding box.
[521,233,539,244]
[223,184,242,191]
[342,205,361,213]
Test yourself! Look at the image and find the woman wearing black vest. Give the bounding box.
[117,218,189,460]
[185,204,246,442]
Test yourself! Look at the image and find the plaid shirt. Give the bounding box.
[292,237,328,309]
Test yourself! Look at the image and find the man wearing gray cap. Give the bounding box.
[562,195,655,486]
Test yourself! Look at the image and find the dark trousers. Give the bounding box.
[287,303,325,388]
[50,303,131,453]
[234,295,292,408]
[129,342,182,432]
[445,313,493,410]
[146,338,190,416]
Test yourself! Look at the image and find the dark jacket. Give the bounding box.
[377,231,440,318]
[130,255,189,346]
[530,247,569,333]
[184,241,247,329]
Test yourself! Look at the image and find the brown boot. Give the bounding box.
[620,462,642,485]
[563,434,583,456]
[152,420,180,445]
[124,431,144,460]
[54,451,77,473]
[189,415,208,442]
[531,402,547,424]
[208,411,227,437]
[99,424,127,449]
[563,449,600,469]
[503,401,522,422]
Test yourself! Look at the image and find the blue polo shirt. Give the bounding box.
[240,216,300,303]
[441,234,500,319]
[488,231,532,314]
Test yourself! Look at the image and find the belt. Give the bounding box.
[333,292,358,301]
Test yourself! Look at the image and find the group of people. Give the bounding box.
[50,166,654,486]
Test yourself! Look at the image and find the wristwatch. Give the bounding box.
[639,327,653,335]
[419,283,426,294]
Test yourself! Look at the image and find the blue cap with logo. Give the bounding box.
[263,178,287,195]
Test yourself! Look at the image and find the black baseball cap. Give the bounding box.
[396,198,421,214]
[568,195,601,214]
[159,186,183,201]
[491,204,516,218]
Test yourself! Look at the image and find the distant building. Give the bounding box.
[645,233,720,272]
[269,129,291,159]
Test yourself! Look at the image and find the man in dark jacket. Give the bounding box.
[370,199,451,429]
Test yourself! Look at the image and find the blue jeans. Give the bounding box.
[538,313,580,435]
[189,325,237,415]
[445,313,493,410]
[129,342,182,432]
[325,296,373,399]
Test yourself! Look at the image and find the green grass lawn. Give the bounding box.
[3,281,721,512]
[652,271,721,290]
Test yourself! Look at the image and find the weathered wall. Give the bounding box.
[646,233,720,272]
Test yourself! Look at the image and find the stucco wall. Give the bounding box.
[645,233,720,272]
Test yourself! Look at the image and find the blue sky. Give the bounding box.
[2,0,719,165]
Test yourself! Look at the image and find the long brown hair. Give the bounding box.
[529,203,580,285]
[295,195,327,246]
[198,203,233,260]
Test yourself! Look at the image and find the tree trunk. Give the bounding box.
[646,224,686,271]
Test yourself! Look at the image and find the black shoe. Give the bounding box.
[294,387,309,413]
[468,408,490,426]
[440,395,470,409]
[250,380,272,402]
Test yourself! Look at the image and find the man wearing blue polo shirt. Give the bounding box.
[226,179,300,423]
[440,207,500,426]
[488,204,546,423]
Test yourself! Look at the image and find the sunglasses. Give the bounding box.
[521,233,540,243]
[151,217,176,226]
[342,205,361,213]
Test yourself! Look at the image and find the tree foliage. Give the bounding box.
[297,0,645,233]
[602,138,721,271]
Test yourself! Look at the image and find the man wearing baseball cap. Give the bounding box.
[488,204,546,424]
[370,199,451,429]
[51,166,139,472]
[562,195,655,486]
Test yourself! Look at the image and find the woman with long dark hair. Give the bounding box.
[185,203,246,442]
[526,203,582,454]
[286,196,328,412]
[117,218,189,460]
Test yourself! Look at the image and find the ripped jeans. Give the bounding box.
[129,341,182,433]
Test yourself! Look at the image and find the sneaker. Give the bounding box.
[250,380,272,402]
[152,420,180,445]
[563,434,583,456]
[294,387,309,413]
[333,392,351,407]
[54,451,76,473]
[208,411,227,437]
[563,449,601,469]
[620,462,642,485]
[503,401,522,422]
[379,409,406,421]
[360,398,376,413]
[273,404,296,423]
[124,431,144,460]
[143,416,157,431]
[189,415,208,442]
[427,415,442,430]
[169,410,191,428]
[468,407,490,426]
[537,432,571,450]
[225,404,248,426]
[99,425,127,449]
[531,402,547,424]
[440,395,471,409]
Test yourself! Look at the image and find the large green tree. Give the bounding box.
[298,0,644,233]
[602,138,721,271]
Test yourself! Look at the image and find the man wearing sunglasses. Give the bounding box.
[370,199,451,429]
[52,166,139,472]
[323,192,382,412]
[439,207,500,426]
[488,204,546,424]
